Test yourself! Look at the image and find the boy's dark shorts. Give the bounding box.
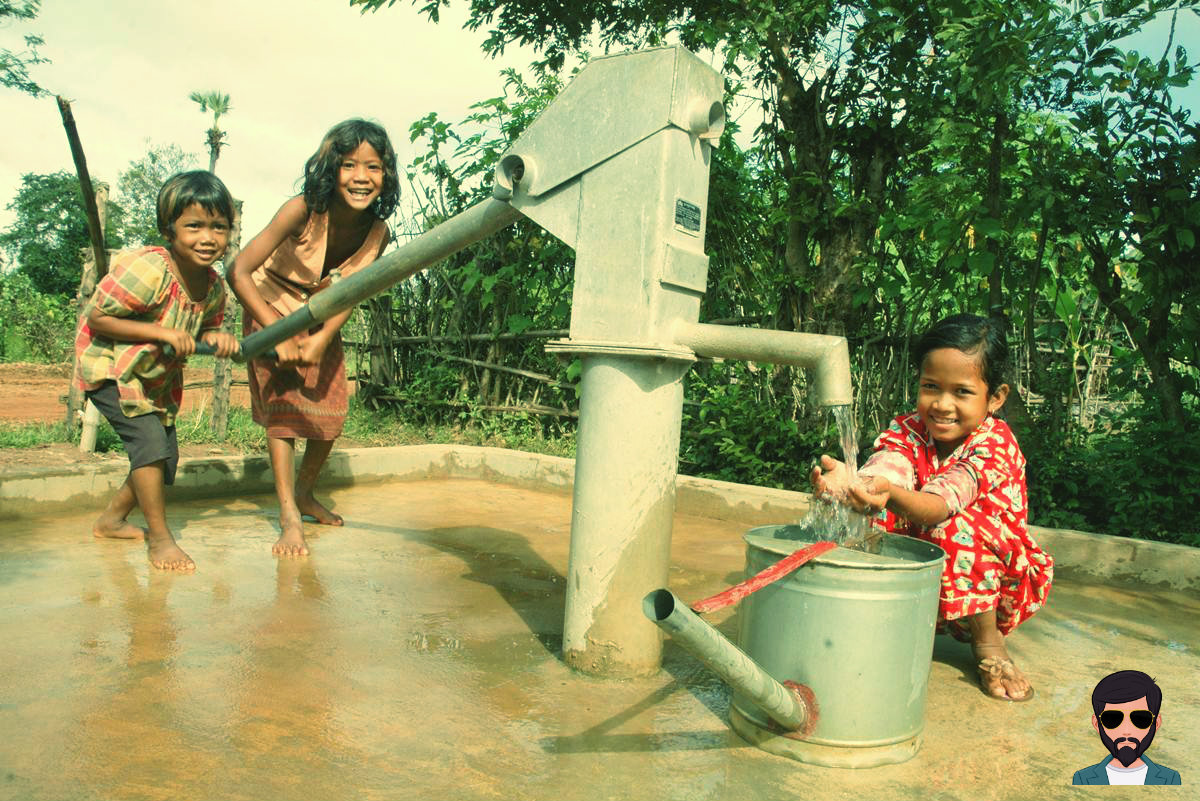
[85,381,179,485]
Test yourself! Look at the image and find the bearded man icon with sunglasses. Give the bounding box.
[1072,670,1181,785]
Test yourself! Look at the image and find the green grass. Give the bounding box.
[0,417,125,452]
[0,420,75,449]
[0,396,576,460]
[174,406,268,451]
[338,398,576,458]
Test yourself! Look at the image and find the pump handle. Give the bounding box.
[162,341,277,361]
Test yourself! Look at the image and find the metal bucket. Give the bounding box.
[729,523,945,768]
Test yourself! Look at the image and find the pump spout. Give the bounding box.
[673,321,852,407]
[643,589,816,735]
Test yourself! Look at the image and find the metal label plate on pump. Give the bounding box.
[674,198,702,234]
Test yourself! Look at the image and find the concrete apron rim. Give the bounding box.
[1,443,1196,594]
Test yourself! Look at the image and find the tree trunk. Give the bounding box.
[985,109,1008,318]
[71,186,109,448]
[207,127,222,173]
[1022,214,1050,391]
[770,60,896,337]
[56,98,108,277]
[977,108,1035,434]
[1085,241,1187,431]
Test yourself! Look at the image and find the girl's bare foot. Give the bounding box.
[93,517,146,540]
[974,642,1033,701]
[273,522,310,556]
[297,493,343,526]
[147,538,195,571]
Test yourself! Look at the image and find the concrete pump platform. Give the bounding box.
[1,446,1196,800]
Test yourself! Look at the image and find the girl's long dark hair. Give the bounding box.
[913,313,1010,395]
[302,118,399,219]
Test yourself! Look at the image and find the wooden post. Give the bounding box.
[56,97,108,276]
[74,184,110,451]
[57,95,110,431]
[367,295,396,390]
[211,199,242,440]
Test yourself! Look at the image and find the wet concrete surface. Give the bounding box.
[1,478,1197,800]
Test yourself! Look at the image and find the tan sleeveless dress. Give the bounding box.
[243,210,388,439]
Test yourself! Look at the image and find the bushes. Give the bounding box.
[679,358,1200,547]
[0,272,75,362]
[1024,406,1200,546]
[680,362,830,490]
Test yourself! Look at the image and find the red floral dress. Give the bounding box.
[859,413,1053,639]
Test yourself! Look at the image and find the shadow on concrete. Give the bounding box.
[539,614,744,755]
[538,665,736,755]
[418,526,567,659]
[542,727,737,754]
[932,634,977,692]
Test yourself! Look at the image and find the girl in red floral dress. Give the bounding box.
[811,313,1053,701]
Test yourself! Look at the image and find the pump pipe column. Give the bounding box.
[498,47,726,676]
[549,126,714,677]
[558,351,692,675]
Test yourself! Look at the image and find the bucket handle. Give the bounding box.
[690,540,837,615]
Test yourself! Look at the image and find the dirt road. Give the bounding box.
[0,362,251,424]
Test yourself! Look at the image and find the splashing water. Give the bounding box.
[795,404,879,551]
[800,500,877,550]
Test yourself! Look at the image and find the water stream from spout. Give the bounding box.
[795,404,878,551]
[830,404,859,487]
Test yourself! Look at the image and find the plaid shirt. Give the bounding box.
[75,246,225,424]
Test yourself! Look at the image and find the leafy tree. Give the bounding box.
[1049,3,1199,430]
[116,141,200,247]
[0,0,47,97]
[189,90,232,172]
[857,1,1199,431]
[349,1,1200,538]
[0,270,73,361]
[353,2,1071,343]
[358,0,918,334]
[0,171,123,297]
[356,68,579,418]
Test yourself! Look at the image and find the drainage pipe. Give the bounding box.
[78,399,100,454]
[241,198,522,360]
[673,321,852,407]
[643,589,813,733]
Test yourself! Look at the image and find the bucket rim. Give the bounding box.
[744,525,946,570]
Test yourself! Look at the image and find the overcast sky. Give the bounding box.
[0,0,538,244]
[1,2,1195,259]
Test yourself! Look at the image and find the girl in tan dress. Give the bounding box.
[231,119,397,556]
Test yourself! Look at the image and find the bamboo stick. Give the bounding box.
[369,395,579,419]
[416,349,574,389]
[346,328,568,347]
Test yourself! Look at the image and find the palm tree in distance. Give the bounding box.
[189,90,231,172]
[189,90,238,439]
